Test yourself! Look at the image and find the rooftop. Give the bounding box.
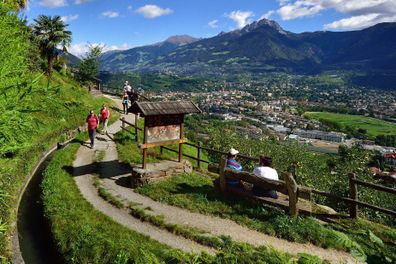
[130,101,201,117]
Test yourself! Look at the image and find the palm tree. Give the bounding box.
[32,15,72,77]
[16,0,28,9]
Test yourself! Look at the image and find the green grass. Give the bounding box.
[136,172,396,262]
[42,139,323,264]
[93,174,125,209]
[0,72,118,260]
[304,112,396,138]
[42,138,195,264]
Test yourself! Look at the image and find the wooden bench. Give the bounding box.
[208,159,314,217]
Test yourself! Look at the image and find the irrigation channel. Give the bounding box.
[17,152,65,264]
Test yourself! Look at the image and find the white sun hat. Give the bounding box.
[229,148,239,155]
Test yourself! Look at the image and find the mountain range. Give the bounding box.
[99,19,396,79]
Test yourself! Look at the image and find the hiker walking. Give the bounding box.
[122,91,129,114]
[100,104,110,134]
[86,110,99,148]
[123,81,132,101]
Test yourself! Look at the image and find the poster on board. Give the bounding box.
[147,124,180,144]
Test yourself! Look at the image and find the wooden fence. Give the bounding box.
[120,117,142,142]
[115,93,396,220]
[160,142,396,219]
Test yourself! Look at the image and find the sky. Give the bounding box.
[23,0,396,57]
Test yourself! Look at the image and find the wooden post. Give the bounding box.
[134,114,138,142]
[160,146,163,155]
[197,142,202,169]
[284,172,298,217]
[219,158,227,194]
[142,126,148,169]
[178,123,184,162]
[291,163,297,181]
[122,117,125,128]
[349,173,358,219]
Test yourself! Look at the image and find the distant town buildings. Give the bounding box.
[292,129,346,143]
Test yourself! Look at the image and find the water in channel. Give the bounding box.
[17,154,65,264]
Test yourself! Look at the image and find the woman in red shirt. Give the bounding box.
[86,110,99,148]
[100,104,110,134]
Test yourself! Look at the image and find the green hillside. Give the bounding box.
[0,2,115,260]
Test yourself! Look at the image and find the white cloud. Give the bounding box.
[260,10,275,20]
[75,0,90,4]
[106,43,130,51]
[208,20,218,28]
[102,11,120,18]
[226,10,255,28]
[324,13,396,30]
[276,0,396,30]
[127,5,133,10]
[278,0,290,6]
[61,14,79,23]
[69,42,131,57]
[39,0,67,8]
[278,1,323,20]
[136,5,173,19]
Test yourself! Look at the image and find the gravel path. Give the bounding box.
[73,94,214,255]
[74,94,359,264]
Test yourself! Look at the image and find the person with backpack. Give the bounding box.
[86,110,99,148]
[100,104,110,134]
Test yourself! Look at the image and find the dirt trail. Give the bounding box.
[73,94,359,264]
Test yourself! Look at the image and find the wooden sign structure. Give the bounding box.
[130,101,201,169]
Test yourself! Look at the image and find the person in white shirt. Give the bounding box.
[252,156,278,199]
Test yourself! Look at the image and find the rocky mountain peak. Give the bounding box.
[241,18,288,35]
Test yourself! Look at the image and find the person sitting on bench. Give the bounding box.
[252,156,278,199]
[226,148,242,187]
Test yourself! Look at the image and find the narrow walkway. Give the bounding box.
[73,94,358,264]
[73,94,214,255]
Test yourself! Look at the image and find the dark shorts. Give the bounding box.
[252,186,278,199]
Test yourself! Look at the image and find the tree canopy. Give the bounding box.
[32,15,72,77]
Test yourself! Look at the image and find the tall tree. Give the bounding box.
[78,44,104,81]
[32,15,71,77]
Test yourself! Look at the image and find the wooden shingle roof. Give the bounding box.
[130,101,201,116]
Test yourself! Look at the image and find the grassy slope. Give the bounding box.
[0,72,118,260]
[135,173,396,263]
[304,112,396,138]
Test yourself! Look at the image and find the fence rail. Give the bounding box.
[120,117,140,142]
[181,142,396,219]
